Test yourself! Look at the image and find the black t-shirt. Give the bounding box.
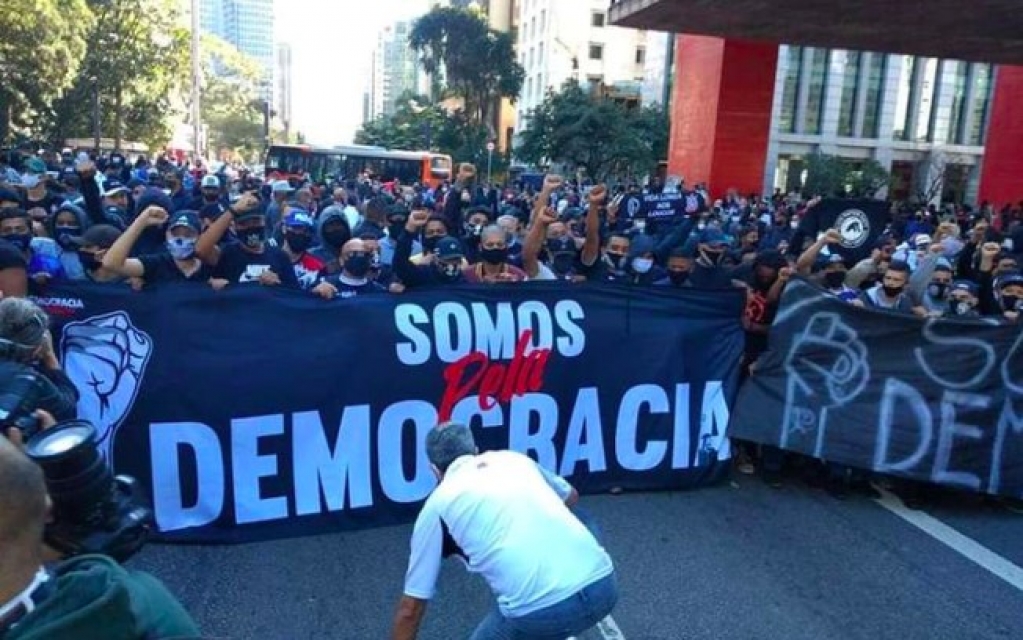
[325,274,387,298]
[213,242,300,288]
[0,239,28,270]
[25,192,64,218]
[139,253,215,285]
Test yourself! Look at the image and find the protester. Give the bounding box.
[391,422,617,640]
[312,239,387,299]
[103,208,215,286]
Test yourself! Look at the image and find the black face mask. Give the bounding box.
[55,225,81,250]
[323,227,351,248]
[436,260,462,282]
[605,252,626,271]
[1002,295,1021,312]
[78,250,101,272]
[240,227,266,248]
[345,253,371,278]
[387,221,405,239]
[422,236,441,253]
[951,300,975,316]
[883,285,904,298]
[928,283,949,300]
[668,270,689,286]
[479,246,508,265]
[824,271,846,289]
[285,231,313,253]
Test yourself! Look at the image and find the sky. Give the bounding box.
[277,0,430,146]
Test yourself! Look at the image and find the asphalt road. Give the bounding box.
[132,474,1023,640]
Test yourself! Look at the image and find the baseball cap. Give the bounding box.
[169,211,201,233]
[699,227,728,248]
[997,272,1023,290]
[108,153,125,168]
[951,280,979,295]
[71,224,121,249]
[284,210,314,228]
[434,236,464,260]
[201,175,220,189]
[22,158,45,175]
[0,188,21,205]
[914,234,933,247]
[272,180,295,194]
[103,180,129,197]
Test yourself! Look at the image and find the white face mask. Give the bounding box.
[20,174,41,189]
[632,257,654,274]
[790,220,800,230]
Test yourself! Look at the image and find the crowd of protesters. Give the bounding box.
[2,147,1023,498]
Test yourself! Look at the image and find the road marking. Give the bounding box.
[873,486,1023,593]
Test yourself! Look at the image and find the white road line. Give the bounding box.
[596,615,626,639]
[873,485,1023,593]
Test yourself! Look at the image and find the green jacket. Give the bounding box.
[5,555,199,640]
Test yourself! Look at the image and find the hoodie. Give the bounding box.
[5,555,198,640]
[310,205,352,274]
[47,202,90,280]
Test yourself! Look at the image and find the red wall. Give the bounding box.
[978,65,1023,207]
[668,37,779,197]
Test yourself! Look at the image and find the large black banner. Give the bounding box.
[35,283,745,543]
[729,278,1023,498]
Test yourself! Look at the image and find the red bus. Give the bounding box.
[264,144,452,188]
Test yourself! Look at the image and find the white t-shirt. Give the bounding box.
[402,450,613,618]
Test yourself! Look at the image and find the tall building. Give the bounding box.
[640,31,674,107]
[200,0,276,100]
[275,43,293,138]
[369,21,429,120]
[515,0,647,138]
[763,47,994,203]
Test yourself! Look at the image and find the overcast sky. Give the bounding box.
[277,0,429,145]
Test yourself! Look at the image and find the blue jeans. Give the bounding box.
[469,572,619,640]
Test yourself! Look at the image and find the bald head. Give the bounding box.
[340,238,367,259]
[0,436,47,547]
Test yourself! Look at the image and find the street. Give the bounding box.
[132,476,1023,640]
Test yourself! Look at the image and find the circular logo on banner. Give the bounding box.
[624,195,643,219]
[835,209,871,248]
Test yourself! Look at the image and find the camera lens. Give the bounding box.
[25,421,113,524]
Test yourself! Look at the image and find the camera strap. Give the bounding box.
[0,568,52,634]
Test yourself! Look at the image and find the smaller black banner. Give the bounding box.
[729,278,1023,499]
[796,198,889,265]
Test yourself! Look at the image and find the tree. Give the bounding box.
[44,0,189,150]
[194,34,267,160]
[0,0,93,143]
[802,151,891,199]
[409,7,524,126]
[516,81,669,180]
[913,151,968,205]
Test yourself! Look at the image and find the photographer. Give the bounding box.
[0,298,78,422]
[0,420,199,639]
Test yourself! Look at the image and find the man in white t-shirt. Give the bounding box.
[390,422,618,640]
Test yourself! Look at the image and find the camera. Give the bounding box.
[1,371,153,562]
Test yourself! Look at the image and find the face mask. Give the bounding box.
[824,271,846,289]
[323,227,351,248]
[883,285,904,298]
[166,237,197,260]
[668,270,689,285]
[285,231,313,253]
[928,283,949,300]
[55,225,81,250]
[701,248,724,265]
[387,222,404,239]
[4,233,32,251]
[952,300,974,316]
[1002,295,1021,312]
[345,253,371,277]
[240,227,265,248]
[78,250,102,271]
[422,236,441,253]
[632,257,654,274]
[464,223,484,237]
[480,246,509,265]
[437,261,461,281]
[20,174,41,189]
[790,220,800,230]
[606,252,626,271]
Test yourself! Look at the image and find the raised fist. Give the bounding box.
[587,185,607,207]
[784,312,870,408]
[60,311,154,461]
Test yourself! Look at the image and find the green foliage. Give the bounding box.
[197,34,267,160]
[516,81,669,181]
[409,7,524,124]
[355,91,499,171]
[0,0,94,143]
[44,0,189,150]
[803,151,891,199]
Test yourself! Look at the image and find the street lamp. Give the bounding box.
[90,76,101,151]
[486,141,495,184]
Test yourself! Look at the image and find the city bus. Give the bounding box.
[264,144,452,188]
